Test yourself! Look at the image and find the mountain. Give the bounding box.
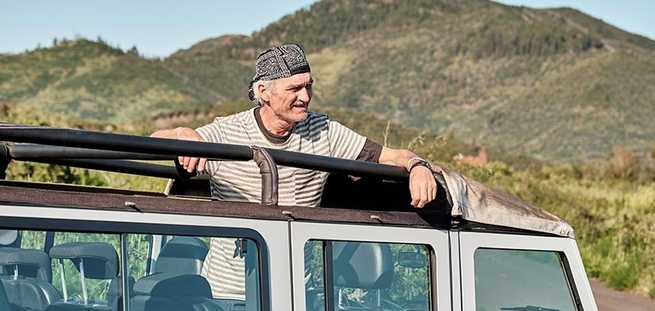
[2,0,654,162]
[0,39,212,124]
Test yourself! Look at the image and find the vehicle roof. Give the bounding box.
[0,125,574,238]
[0,179,573,239]
[0,180,450,229]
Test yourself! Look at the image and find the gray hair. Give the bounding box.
[251,80,275,105]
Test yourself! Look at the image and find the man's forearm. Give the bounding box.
[149,127,207,173]
[378,147,420,171]
[150,127,191,139]
[379,146,436,208]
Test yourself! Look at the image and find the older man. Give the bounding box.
[153,43,436,208]
[151,43,437,300]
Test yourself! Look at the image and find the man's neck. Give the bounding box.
[258,106,294,136]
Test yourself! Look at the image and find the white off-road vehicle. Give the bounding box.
[0,125,597,311]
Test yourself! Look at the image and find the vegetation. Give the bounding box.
[2,0,655,161]
[3,104,654,298]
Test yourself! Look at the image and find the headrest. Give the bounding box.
[133,273,211,298]
[0,230,20,247]
[49,242,118,279]
[332,242,394,289]
[154,237,208,274]
[0,248,51,281]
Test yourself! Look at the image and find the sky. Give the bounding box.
[0,0,653,57]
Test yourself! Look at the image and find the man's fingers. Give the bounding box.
[183,156,191,169]
[427,180,436,202]
[187,157,198,173]
[410,186,419,207]
[417,183,428,208]
[410,174,419,207]
[198,158,207,172]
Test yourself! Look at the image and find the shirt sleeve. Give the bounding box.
[328,120,367,160]
[196,120,223,144]
[356,139,383,163]
[195,121,223,175]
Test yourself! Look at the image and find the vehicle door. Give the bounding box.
[0,203,291,311]
[458,231,598,311]
[290,221,450,311]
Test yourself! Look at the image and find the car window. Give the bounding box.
[128,234,262,311]
[0,229,121,310]
[305,240,432,311]
[474,248,579,311]
[1,228,264,311]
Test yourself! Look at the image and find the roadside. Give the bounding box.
[591,279,655,311]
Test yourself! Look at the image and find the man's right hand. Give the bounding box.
[150,127,207,173]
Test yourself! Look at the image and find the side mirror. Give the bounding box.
[398,249,426,269]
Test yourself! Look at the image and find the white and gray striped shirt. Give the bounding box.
[196,108,367,300]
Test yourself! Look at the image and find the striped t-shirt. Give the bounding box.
[196,107,367,207]
[196,108,367,300]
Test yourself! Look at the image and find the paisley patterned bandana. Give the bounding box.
[248,44,311,100]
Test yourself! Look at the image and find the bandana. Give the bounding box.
[248,44,311,101]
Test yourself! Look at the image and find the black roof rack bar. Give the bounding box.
[0,125,252,161]
[9,144,175,160]
[0,125,409,180]
[22,158,190,180]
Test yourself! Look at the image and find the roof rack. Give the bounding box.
[0,124,576,238]
[0,124,409,205]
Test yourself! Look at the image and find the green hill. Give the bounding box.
[1,0,655,162]
[165,0,655,162]
[0,39,210,125]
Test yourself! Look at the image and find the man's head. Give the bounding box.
[249,44,313,124]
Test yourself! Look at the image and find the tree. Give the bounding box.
[128,45,139,56]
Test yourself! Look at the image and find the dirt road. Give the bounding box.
[591,279,655,311]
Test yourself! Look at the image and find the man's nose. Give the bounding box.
[298,86,311,102]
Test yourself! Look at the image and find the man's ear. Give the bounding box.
[259,82,271,102]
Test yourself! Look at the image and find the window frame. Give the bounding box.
[290,221,450,311]
[0,203,288,311]
[458,231,598,311]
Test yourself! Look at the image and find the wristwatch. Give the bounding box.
[407,157,432,172]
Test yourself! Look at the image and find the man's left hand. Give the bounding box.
[409,166,437,208]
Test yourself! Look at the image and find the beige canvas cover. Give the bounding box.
[434,166,575,238]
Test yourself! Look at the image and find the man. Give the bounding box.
[152,43,437,208]
[151,43,437,300]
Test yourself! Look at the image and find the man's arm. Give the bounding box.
[150,127,207,173]
[379,146,437,208]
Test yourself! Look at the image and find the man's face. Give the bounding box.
[266,72,313,123]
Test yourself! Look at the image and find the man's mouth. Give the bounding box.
[292,102,308,109]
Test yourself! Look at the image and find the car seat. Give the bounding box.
[45,242,119,311]
[130,237,221,311]
[153,237,208,275]
[331,242,394,311]
[0,247,61,311]
[0,271,15,311]
[0,230,21,277]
